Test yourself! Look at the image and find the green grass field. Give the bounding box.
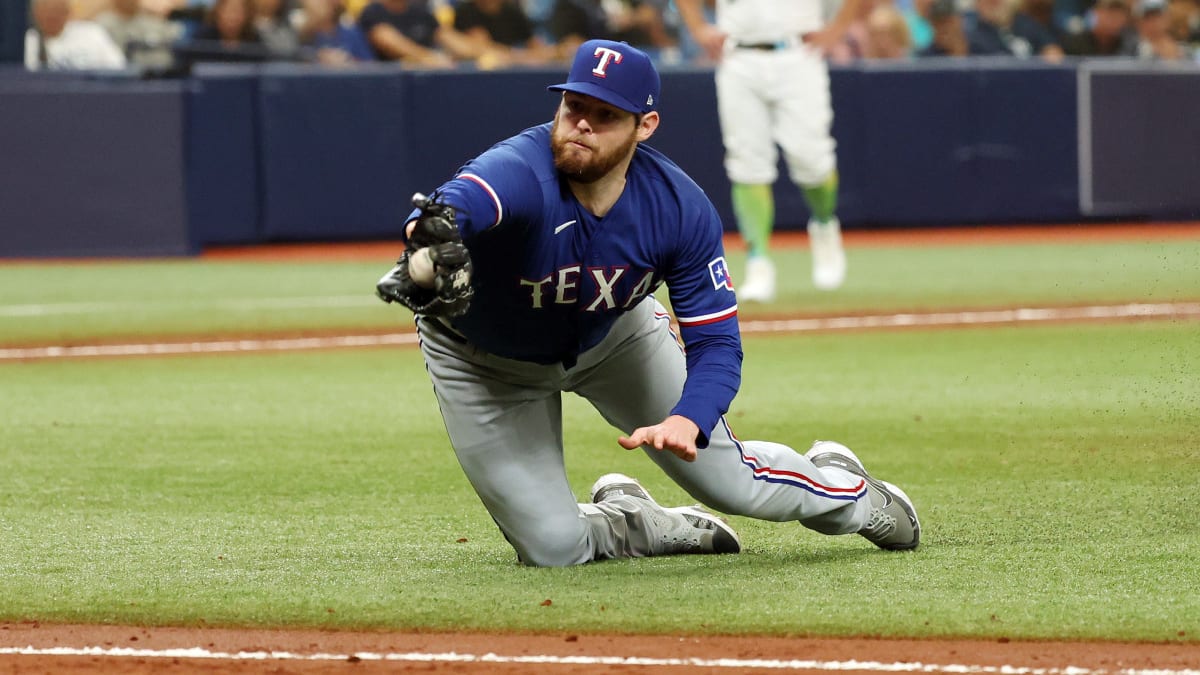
[2,238,1198,343]
[1,236,1198,642]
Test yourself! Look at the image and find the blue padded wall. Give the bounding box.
[3,61,1195,257]
[854,62,977,225]
[186,65,262,245]
[256,65,413,240]
[0,3,25,64]
[970,62,1077,222]
[404,68,566,193]
[846,60,1078,226]
[1085,66,1200,219]
[828,66,869,225]
[0,78,191,257]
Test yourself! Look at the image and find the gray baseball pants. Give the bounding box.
[417,297,871,567]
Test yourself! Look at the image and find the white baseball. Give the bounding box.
[408,247,436,287]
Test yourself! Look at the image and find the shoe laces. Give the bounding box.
[654,509,709,553]
[661,533,706,552]
[861,507,898,542]
[860,483,899,542]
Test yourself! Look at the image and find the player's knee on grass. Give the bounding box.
[509,515,591,567]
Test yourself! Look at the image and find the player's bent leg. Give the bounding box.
[731,183,777,302]
[654,432,922,549]
[805,441,921,550]
[447,418,595,568]
[570,299,873,538]
[418,319,600,567]
[806,215,846,291]
[419,315,737,566]
[773,50,835,187]
[774,56,845,292]
[715,57,778,188]
[586,474,741,556]
[649,429,869,536]
[731,182,774,258]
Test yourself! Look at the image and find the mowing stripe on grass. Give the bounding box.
[0,334,419,359]
[0,296,376,316]
[737,302,1200,333]
[1,302,1198,362]
[2,646,1198,674]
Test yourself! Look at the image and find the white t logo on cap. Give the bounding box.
[591,47,623,78]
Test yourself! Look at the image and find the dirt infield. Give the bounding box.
[3,621,1198,674]
[4,223,1199,672]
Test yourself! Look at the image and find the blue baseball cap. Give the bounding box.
[548,40,660,114]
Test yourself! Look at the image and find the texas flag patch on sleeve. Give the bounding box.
[709,256,734,290]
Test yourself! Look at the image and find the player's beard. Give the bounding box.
[550,118,639,184]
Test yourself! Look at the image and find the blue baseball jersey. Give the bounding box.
[413,122,742,441]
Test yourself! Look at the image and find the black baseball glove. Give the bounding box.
[375,192,474,317]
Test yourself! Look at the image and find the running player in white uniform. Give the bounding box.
[677,0,861,299]
[375,39,918,567]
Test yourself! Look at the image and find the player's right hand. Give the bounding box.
[619,415,700,462]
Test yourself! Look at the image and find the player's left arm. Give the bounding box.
[621,296,740,462]
[634,201,742,457]
[668,318,742,444]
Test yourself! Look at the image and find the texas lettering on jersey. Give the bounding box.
[410,123,737,364]
[520,266,657,311]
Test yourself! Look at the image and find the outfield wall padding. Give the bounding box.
[186,65,262,245]
[256,65,414,240]
[0,78,192,257]
[0,4,25,64]
[0,60,1195,257]
[1081,63,1200,219]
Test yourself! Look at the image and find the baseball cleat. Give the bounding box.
[807,218,846,291]
[590,473,741,554]
[665,505,742,554]
[805,441,920,551]
[591,472,656,504]
[738,256,776,303]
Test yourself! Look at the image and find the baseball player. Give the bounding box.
[376,39,918,567]
[677,0,860,299]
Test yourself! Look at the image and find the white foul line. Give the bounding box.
[1,302,1198,362]
[0,295,377,317]
[0,334,419,361]
[736,302,1200,335]
[1,646,1198,674]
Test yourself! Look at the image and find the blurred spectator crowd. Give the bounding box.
[23,0,1200,73]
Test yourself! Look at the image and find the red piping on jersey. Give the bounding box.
[676,307,738,327]
[457,172,503,228]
